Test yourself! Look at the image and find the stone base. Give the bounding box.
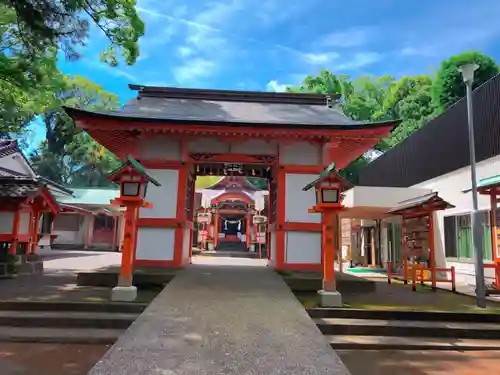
[111,286,138,302]
[318,289,342,307]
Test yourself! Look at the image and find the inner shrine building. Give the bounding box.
[65,85,398,271]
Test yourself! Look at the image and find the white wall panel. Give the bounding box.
[136,227,175,261]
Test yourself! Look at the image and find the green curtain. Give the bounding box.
[458,224,493,260]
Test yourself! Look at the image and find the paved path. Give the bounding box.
[89,262,350,375]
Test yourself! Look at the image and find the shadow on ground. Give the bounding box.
[338,349,500,375]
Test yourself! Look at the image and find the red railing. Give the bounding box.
[387,261,456,292]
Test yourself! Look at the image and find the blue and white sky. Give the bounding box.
[28,0,500,148]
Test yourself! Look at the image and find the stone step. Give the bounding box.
[0,300,147,313]
[315,318,500,339]
[196,251,260,258]
[307,307,500,323]
[0,326,122,344]
[0,310,139,329]
[326,335,500,350]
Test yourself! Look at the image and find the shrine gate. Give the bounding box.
[65,86,397,271]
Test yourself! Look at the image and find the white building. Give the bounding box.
[358,73,500,287]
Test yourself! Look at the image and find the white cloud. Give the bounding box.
[84,59,138,82]
[316,27,374,48]
[173,59,216,85]
[399,46,436,58]
[177,46,194,58]
[256,1,317,27]
[335,52,382,71]
[266,80,290,92]
[303,52,339,65]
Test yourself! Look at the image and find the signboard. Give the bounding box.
[256,233,266,244]
[197,213,211,224]
[253,215,267,224]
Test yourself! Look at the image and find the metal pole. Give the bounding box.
[465,80,487,308]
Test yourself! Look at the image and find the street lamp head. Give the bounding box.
[458,63,479,84]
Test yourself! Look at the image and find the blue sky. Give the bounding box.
[27,0,500,148]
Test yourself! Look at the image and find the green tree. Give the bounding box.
[1,0,145,68]
[1,1,144,134]
[288,71,438,180]
[432,51,498,110]
[382,75,437,147]
[30,75,121,186]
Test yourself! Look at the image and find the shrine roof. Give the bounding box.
[205,176,262,191]
[389,192,454,214]
[58,188,120,206]
[0,140,18,158]
[0,176,41,198]
[64,85,399,130]
[463,174,500,193]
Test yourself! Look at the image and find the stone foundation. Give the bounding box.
[0,254,44,277]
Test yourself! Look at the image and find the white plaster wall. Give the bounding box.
[285,232,321,264]
[285,174,321,223]
[140,169,179,218]
[0,152,35,176]
[135,136,181,160]
[447,261,496,286]
[343,186,433,208]
[19,212,30,234]
[136,227,175,261]
[0,212,14,234]
[53,231,80,244]
[279,142,321,165]
[412,154,500,216]
[188,138,230,153]
[52,214,85,245]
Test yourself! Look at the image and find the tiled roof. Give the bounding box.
[64,85,399,129]
[0,140,19,158]
[0,166,23,177]
[57,188,120,206]
[0,177,40,198]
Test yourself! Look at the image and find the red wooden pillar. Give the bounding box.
[490,193,500,289]
[119,204,137,286]
[30,211,40,254]
[428,212,437,289]
[9,210,20,255]
[322,211,337,291]
[214,212,219,249]
[246,213,251,249]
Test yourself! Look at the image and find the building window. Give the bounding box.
[446,211,493,261]
[53,214,81,231]
[444,216,458,258]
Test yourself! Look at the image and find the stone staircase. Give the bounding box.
[308,308,500,351]
[0,301,146,344]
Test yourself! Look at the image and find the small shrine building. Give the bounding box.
[65,85,398,271]
[196,176,268,251]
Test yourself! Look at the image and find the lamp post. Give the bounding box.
[458,63,487,308]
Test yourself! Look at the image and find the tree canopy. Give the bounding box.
[30,74,121,186]
[432,51,498,111]
[0,0,144,135]
[286,51,499,182]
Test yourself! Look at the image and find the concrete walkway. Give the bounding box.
[89,261,350,375]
